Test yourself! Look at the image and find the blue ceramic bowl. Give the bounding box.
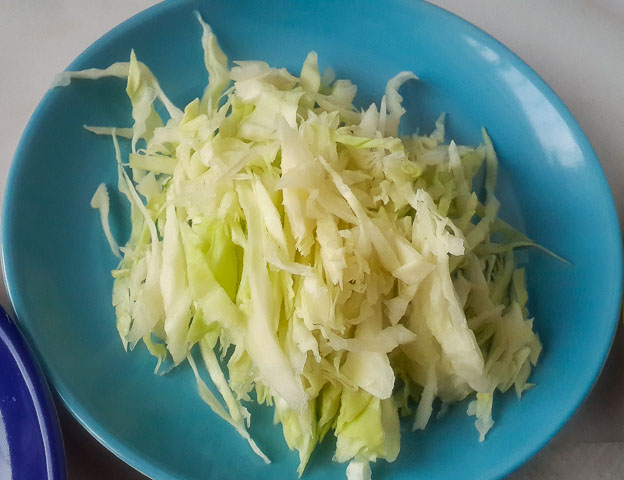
[0,305,66,479]
[3,1,622,479]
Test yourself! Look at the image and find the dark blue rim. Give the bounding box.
[1,1,621,479]
[0,301,67,480]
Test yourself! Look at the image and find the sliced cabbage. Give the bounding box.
[90,183,120,258]
[73,11,545,479]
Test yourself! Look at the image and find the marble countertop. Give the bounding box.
[1,1,622,478]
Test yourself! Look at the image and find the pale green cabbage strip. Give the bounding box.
[63,13,543,479]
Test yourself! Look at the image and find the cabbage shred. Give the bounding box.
[68,13,543,479]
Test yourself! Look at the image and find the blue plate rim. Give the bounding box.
[1,1,622,479]
[0,299,67,480]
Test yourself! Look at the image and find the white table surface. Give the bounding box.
[1,1,623,479]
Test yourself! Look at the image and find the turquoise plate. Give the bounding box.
[3,1,622,479]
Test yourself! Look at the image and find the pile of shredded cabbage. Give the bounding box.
[58,13,544,480]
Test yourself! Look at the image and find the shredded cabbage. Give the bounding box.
[64,12,546,479]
